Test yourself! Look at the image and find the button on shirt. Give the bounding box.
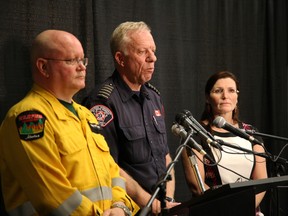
[84,71,169,193]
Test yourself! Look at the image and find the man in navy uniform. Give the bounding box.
[83,21,179,214]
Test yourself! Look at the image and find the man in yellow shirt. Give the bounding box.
[0,29,138,216]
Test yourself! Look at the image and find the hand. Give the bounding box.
[165,200,181,209]
[151,199,161,215]
[150,199,181,215]
[103,201,130,216]
[103,207,126,216]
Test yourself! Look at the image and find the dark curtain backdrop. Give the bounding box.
[0,0,287,215]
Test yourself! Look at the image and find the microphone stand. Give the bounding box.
[216,139,271,159]
[245,130,288,176]
[245,130,288,142]
[216,139,288,165]
[189,153,206,194]
[139,130,193,216]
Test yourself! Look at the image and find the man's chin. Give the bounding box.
[144,75,153,82]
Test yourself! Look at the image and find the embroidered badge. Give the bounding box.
[90,105,114,127]
[16,111,46,141]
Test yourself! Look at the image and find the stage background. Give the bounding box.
[0,0,287,215]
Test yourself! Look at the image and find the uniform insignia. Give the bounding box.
[88,122,102,133]
[154,110,162,117]
[90,105,114,127]
[145,83,160,95]
[16,111,46,141]
[97,84,114,99]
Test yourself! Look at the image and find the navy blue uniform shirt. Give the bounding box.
[83,71,169,193]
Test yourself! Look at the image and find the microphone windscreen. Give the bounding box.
[171,123,179,135]
[213,116,226,128]
[175,112,186,124]
[182,109,192,116]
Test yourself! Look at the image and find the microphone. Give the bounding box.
[213,116,263,145]
[182,109,215,140]
[171,123,214,161]
[175,112,222,150]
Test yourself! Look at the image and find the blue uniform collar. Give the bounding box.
[112,70,150,102]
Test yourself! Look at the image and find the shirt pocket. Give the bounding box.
[152,115,166,134]
[122,125,148,163]
[57,130,87,155]
[122,124,146,140]
[91,133,110,152]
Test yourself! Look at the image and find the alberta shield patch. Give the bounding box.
[16,111,46,141]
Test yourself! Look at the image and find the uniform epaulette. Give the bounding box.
[97,83,114,99]
[145,82,160,95]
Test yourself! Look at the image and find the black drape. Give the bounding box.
[0,0,287,215]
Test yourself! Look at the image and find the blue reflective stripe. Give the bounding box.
[81,186,112,202]
[50,190,82,216]
[112,177,126,190]
[8,201,36,216]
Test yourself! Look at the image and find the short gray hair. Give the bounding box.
[110,21,151,56]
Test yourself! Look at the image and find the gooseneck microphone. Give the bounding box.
[175,112,222,150]
[182,109,215,140]
[172,124,206,155]
[213,116,263,145]
[171,123,214,162]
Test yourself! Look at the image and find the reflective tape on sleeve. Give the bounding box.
[50,190,82,216]
[112,177,126,190]
[81,186,112,202]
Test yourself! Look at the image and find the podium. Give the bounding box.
[163,175,288,216]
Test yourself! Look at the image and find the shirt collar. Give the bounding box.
[112,70,150,102]
[31,84,79,120]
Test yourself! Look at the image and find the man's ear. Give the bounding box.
[36,58,49,78]
[115,51,124,67]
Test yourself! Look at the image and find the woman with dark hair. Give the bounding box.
[182,71,267,215]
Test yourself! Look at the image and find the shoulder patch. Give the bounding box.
[145,83,160,95]
[97,84,114,99]
[90,105,114,127]
[16,111,46,141]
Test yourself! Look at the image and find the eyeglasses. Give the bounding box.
[210,88,239,94]
[43,57,88,66]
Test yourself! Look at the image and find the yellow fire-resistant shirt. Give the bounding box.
[0,84,139,215]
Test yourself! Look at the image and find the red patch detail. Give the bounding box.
[90,105,114,127]
[154,110,161,117]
